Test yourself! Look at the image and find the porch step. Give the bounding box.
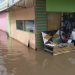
[53,45,75,55]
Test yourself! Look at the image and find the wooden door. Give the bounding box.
[48,12,61,30]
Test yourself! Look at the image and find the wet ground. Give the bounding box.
[0,30,75,75]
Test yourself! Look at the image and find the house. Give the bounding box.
[0,0,36,49]
[0,0,75,51]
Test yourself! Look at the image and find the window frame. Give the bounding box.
[16,20,35,33]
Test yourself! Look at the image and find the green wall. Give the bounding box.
[46,0,75,12]
[35,0,47,49]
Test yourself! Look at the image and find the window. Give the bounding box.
[16,20,24,30]
[16,20,35,33]
[25,20,34,32]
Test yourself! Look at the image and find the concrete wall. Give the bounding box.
[9,7,36,49]
[35,0,47,49]
[0,12,10,44]
[0,12,7,32]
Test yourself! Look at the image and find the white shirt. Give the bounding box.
[71,30,75,40]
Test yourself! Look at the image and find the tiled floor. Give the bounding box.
[0,30,75,75]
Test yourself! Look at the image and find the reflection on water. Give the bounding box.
[0,65,7,75]
[0,49,13,75]
[0,55,7,75]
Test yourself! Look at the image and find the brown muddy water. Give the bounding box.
[0,30,75,75]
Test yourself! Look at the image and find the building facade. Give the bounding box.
[0,0,75,50]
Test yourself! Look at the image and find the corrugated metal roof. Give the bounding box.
[0,0,34,12]
[15,0,34,8]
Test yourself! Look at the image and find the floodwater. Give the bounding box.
[0,30,75,75]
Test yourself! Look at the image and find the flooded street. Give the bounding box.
[0,30,75,75]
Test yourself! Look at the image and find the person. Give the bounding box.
[71,29,75,46]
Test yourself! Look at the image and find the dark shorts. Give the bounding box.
[72,40,75,46]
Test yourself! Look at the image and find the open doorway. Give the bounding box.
[48,12,75,43]
[42,12,75,55]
